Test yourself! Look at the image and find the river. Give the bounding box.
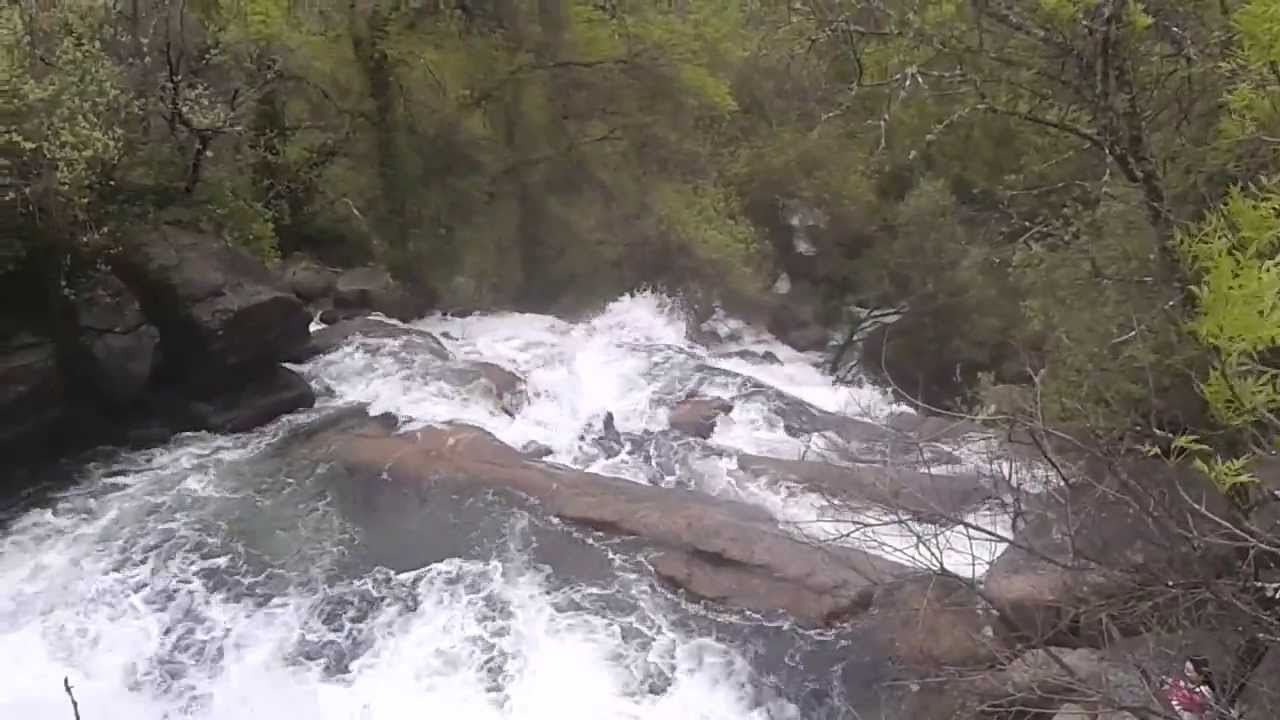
[0,293,1031,719]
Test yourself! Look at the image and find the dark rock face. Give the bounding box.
[112,225,310,375]
[667,396,733,438]
[185,366,316,433]
[287,317,450,363]
[281,255,337,302]
[334,423,914,625]
[0,333,64,454]
[70,271,159,407]
[334,267,429,322]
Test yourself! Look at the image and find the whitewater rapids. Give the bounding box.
[0,293,1030,719]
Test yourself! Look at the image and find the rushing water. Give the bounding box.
[0,293,1031,719]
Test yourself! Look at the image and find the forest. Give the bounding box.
[8,0,1280,503]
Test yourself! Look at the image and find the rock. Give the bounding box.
[737,454,993,519]
[1236,644,1280,720]
[592,411,624,458]
[70,271,159,407]
[866,574,1004,670]
[667,396,733,438]
[715,348,783,365]
[333,267,429,322]
[287,317,450,363]
[781,324,829,352]
[112,224,310,375]
[0,332,64,455]
[884,411,986,443]
[983,459,1237,646]
[318,308,347,325]
[520,441,554,460]
[739,387,894,445]
[281,255,337,302]
[765,302,821,350]
[991,647,1155,714]
[436,361,527,416]
[893,646,1154,719]
[334,424,914,625]
[185,365,316,433]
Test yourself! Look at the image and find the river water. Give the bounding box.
[0,293,1028,719]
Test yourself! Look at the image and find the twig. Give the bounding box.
[63,677,81,720]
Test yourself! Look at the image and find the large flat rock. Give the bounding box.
[334,422,913,625]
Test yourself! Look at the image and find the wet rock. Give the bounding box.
[437,361,526,416]
[70,270,159,407]
[593,411,624,459]
[185,366,315,433]
[667,396,733,438]
[335,424,915,625]
[520,441,554,459]
[0,332,64,456]
[714,348,783,365]
[864,574,1004,670]
[736,454,993,519]
[281,255,338,302]
[111,224,310,375]
[983,460,1236,646]
[287,317,450,363]
[1237,644,1280,719]
[738,388,894,445]
[334,267,429,322]
[766,303,828,352]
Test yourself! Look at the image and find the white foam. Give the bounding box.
[0,291,1028,717]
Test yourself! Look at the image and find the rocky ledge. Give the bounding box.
[0,226,429,475]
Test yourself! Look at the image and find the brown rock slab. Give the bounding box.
[334,424,914,625]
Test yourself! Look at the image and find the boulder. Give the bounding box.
[986,647,1154,714]
[184,365,315,433]
[70,271,159,407]
[983,459,1237,646]
[667,396,733,438]
[318,307,350,325]
[737,454,993,519]
[519,441,554,459]
[865,574,1005,670]
[891,646,1154,720]
[0,332,64,455]
[287,317,450,363]
[333,267,428,322]
[111,224,310,375]
[766,302,828,352]
[280,255,337,302]
[334,423,914,625]
[436,361,526,416]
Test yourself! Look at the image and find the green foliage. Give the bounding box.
[1015,190,1200,440]
[4,6,130,216]
[1179,182,1280,440]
